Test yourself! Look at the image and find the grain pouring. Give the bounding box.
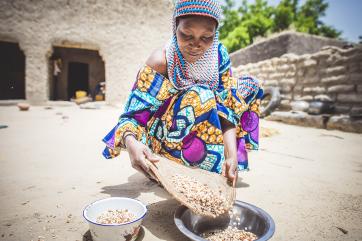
[171,174,232,217]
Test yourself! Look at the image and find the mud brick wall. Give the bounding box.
[0,0,173,105]
[230,31,346,66]
[233,45,362,115]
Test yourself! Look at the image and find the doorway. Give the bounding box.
[49,47,105,100]
[67,62,89,99]
[0,41,25,100]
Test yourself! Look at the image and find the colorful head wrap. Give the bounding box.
[166,0,222,90]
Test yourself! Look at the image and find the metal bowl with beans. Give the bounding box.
[174,200,275,241]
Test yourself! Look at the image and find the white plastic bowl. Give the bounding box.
[83,197,147,241]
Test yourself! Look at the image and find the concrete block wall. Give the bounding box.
[233,45,362,115]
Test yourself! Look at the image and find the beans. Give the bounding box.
[171,174,231,217]
[202,227,258,241]
[96,209,136,224]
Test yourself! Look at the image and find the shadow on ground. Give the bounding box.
[83,230,92,241]
[235,177,250,188]
[83,226,146,241]
[100,172,171,199]
[143,199,187,241]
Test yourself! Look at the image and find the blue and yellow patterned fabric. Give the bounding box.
[103,43,263,172]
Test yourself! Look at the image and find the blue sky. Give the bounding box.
[222,0,362,43]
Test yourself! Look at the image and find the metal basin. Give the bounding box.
[174,200,275,241]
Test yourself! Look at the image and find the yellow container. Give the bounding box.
[95,94,104,101]
[75,90,87,99]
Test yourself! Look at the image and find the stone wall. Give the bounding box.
[230,31,347,67]
[233,45,362,116]
[0,0,173,105]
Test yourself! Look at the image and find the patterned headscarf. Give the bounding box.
[166,0,222,90]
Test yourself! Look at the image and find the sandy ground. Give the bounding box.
[0,104,361,241]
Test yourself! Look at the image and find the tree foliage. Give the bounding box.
[273,0,298,32]
[220,0,342,53]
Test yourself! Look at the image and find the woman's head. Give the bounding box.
[166,0,222,90]
[176,15,217,63]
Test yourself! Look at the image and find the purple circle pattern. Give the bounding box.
[182,132,206,164]
[241,111,259,132]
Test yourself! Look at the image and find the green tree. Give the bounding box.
[294,0,341,37]
[239,0,274,39]
[272,0,298,32]
[220,0,273,52]
[220,0,342,53]
[219,0,242,39]
[222,25,251,52]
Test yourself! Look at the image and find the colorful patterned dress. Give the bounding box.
[102,44,263,173]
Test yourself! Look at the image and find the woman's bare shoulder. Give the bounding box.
[145,47,167,77]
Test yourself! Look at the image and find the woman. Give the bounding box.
[102,0,263,186]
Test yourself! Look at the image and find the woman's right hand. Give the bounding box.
[124,135,159,178]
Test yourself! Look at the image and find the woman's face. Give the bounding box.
[176,15,217,63]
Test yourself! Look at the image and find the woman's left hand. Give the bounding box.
[222,157,238,187]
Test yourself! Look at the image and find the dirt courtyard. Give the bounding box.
[0,104,361,241]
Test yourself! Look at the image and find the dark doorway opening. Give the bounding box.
[49,47,105,101]
[67,62,89,99]
[0,41,25,100]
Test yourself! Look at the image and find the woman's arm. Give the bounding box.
[124,133,159,180]
[103,47,176,179]
[220,117,238,186]
[124,47,167,176]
